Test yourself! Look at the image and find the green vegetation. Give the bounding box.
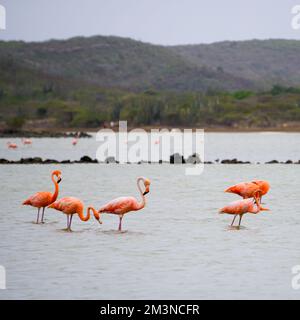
[1,36,300,129]
[0,58,300,128]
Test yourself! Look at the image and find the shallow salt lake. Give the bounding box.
[1,132,300,163]
[0,163,300,299]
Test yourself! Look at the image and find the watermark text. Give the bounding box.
[0,265,6,289]
[291,5,300,30]
[0,4,6,30]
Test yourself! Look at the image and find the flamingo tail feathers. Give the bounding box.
[224,186,238,193]
[22,199,31,205]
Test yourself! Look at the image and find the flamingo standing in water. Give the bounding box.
[72,137,78,146]
[219,197,269,228]
[72,132,80,146]
[7,142,18,149]
[93,177,151,231]
[48,197,98,231]
[22,170,62,223]
[22,138,32,146]
[225,180,270,226]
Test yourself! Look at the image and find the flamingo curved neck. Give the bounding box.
[136,178,146,210]
[78,207,91,222]
[51,174,59,203]
[89,207,102,223]
[89,207,98,219]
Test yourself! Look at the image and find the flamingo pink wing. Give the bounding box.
[100,197,137,214]
[25,192,52,207]
[53,197,81,214]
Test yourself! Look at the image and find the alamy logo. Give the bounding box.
[291,5,300,30]
[0,265,6,289]
[0,4,6,30]
[292,265,300,290]
[96,121,204,176]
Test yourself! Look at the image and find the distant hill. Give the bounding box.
[1,37,300,92]
[0,36,255,92]
[1,36,300,130]
[171,39,300,89]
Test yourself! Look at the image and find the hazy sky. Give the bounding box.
[0,0,299,44]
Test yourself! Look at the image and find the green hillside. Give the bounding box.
[0,36,255,92]
[172,39,300,88]
[1,36,300,130]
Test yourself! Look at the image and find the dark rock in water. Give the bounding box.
[204,161,213,164]
[79,156,98,163]
[0,158,10,164]
[105,156,116,164]
[221,158,250,164]
[186,153,201,164]
[170,153,185,164]
[61,160,72,164]
[221,159,238,164]
[285,160,293,164]
[20,157,43,164]
[32,157,43,163]
[43,159,59,164]
[221,159,235,164]
[265,160,279,164]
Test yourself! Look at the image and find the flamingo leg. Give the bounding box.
[68,214,73,231]
[41,207,45,223]
[118,215,123,231]
[66,214,70,229]
[238,214,243,227]
[36,208,40,224]
[231,215,237,226]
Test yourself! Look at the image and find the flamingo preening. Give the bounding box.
[22,170,62,223]
[7,142,18,149]
[48,197,98,231]
[219,197,269,227]
[93,177,151,231]
[222,180,270,227]
[225,180,270,201]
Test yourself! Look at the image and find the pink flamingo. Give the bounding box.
[48,197,98,231]
[224,180,270,226]
[93,177,151,231]
[219,197,269,228]
[72,138,78,146]
[7,142,18,149]
[22,170,62,223]
[225,180,270,201]
[22,138,32,145]
[72,132,80,146]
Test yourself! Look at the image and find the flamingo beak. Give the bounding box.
[143,186,149,196]
[96,211,103,224]
[260,207,270,211]
[57,177,62,184]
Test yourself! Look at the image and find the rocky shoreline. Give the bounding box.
[0,154,299,165]
[0,129,92,138]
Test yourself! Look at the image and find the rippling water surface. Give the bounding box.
[0,162,300,299]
